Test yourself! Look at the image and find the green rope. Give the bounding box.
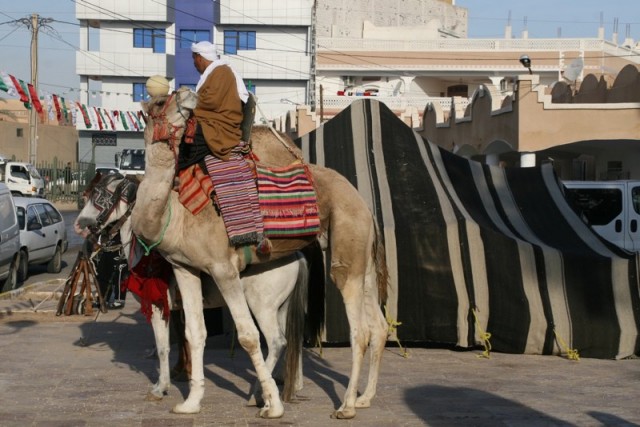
[136,202,172,255]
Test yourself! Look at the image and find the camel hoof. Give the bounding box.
[257,405,284,419]
[331,408,356,419]
[145,391,164,401]
[172,403,201,414]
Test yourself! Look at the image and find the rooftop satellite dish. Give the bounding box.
[563,58,584,82]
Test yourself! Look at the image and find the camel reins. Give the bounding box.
[88,177,137,244]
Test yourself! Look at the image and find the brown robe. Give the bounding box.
[194,65,243,160]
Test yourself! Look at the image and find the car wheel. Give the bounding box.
[17,250,29,282]
[1,256,19,293]
[47,244,63,274]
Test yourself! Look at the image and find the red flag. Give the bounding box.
[93,107,104,130]
[9,75,29,104]
[52,95,62,122]
[103,109,115,130]
[27,84,44,119]
[76,102,91,128]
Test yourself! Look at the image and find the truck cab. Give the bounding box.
[562,180,640,252]
[0,160,45,197]
[115,149,145,176]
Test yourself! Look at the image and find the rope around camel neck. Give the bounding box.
[136,202,172,255]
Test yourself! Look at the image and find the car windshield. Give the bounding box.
[26,164,41,179]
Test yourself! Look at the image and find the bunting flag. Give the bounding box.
[93,107,104,130]
[126,111,138,131]
[134,110,144,130]
[9,75,30,107]
[60,97,69,123]
[70,102,77,126]
[18,79,31,109]
[137,110,146,130]
[116,110,129,130]
[104,109,115,130]
[0,72,18,97]
[46,93,55,121]
[77,101,91,128]
[52,95,62,122]
[27,83,44,119]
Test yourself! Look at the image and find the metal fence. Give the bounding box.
[35,159,96,208]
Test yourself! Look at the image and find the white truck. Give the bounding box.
[115,149,145,176]
[0,158,45,197]
[562,180,640,252]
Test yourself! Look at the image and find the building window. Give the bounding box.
[16,128,24,137]
[447,85,468,97]
[180,30,210,48]
[133,28,166,53]
[133,83,148,102]
[223,30,256,55]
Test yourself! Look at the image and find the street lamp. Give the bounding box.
[519,55,532,74]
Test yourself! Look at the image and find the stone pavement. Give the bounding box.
[0,284,639,426]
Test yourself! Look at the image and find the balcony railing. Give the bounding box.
[321,94,469,112]
[317,37,609,52]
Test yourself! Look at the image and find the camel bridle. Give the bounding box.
[147,91,192,153]
[88,176,138,241]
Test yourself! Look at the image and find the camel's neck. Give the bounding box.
[131,142,176,242]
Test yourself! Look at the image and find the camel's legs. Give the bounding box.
[355,260,388,408]
[332,275,368,419]
[211,262,284,419]
[171,266,207,414]
[147,303,172,400]
[245,293,289,406]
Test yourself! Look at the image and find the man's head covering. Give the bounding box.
[191,41,218,61]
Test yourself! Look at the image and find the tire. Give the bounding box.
[17,250,29,282]
[46,244,63,274]
[1,256,19,293]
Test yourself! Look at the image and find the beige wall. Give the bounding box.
[0,99,78,163]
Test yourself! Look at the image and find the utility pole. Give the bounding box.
[18,14,53,164]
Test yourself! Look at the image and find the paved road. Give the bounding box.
[0,295,638,426]
[4,208,640,426]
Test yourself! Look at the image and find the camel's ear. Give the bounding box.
[177,86,198,110]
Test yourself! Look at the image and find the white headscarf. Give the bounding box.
[191,41,249,103]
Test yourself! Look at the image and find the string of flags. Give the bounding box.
[0,70,146,132]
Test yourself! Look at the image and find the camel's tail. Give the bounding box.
[282,252,308,401]
[283,243,325,402]
[372,219,389,305]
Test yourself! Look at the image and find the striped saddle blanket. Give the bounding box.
[178,160,320,240]
[256,162,320,238]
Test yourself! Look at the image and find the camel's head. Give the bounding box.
[74,172,139,240]
[142,86,198,152]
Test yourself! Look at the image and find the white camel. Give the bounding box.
[74,172,320,403]
[135,87,389,419]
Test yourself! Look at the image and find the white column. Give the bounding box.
[520,152,536,167]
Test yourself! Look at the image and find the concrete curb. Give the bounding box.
[0,278,66,300]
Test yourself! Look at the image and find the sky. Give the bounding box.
[0,0,638,102]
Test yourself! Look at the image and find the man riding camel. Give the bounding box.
[177,41,268,253]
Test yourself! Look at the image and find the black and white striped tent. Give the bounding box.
[296,99,640,360]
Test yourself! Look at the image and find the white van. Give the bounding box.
[0,183,21,292]
[0,160,45,197]
[562,180,640,252]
